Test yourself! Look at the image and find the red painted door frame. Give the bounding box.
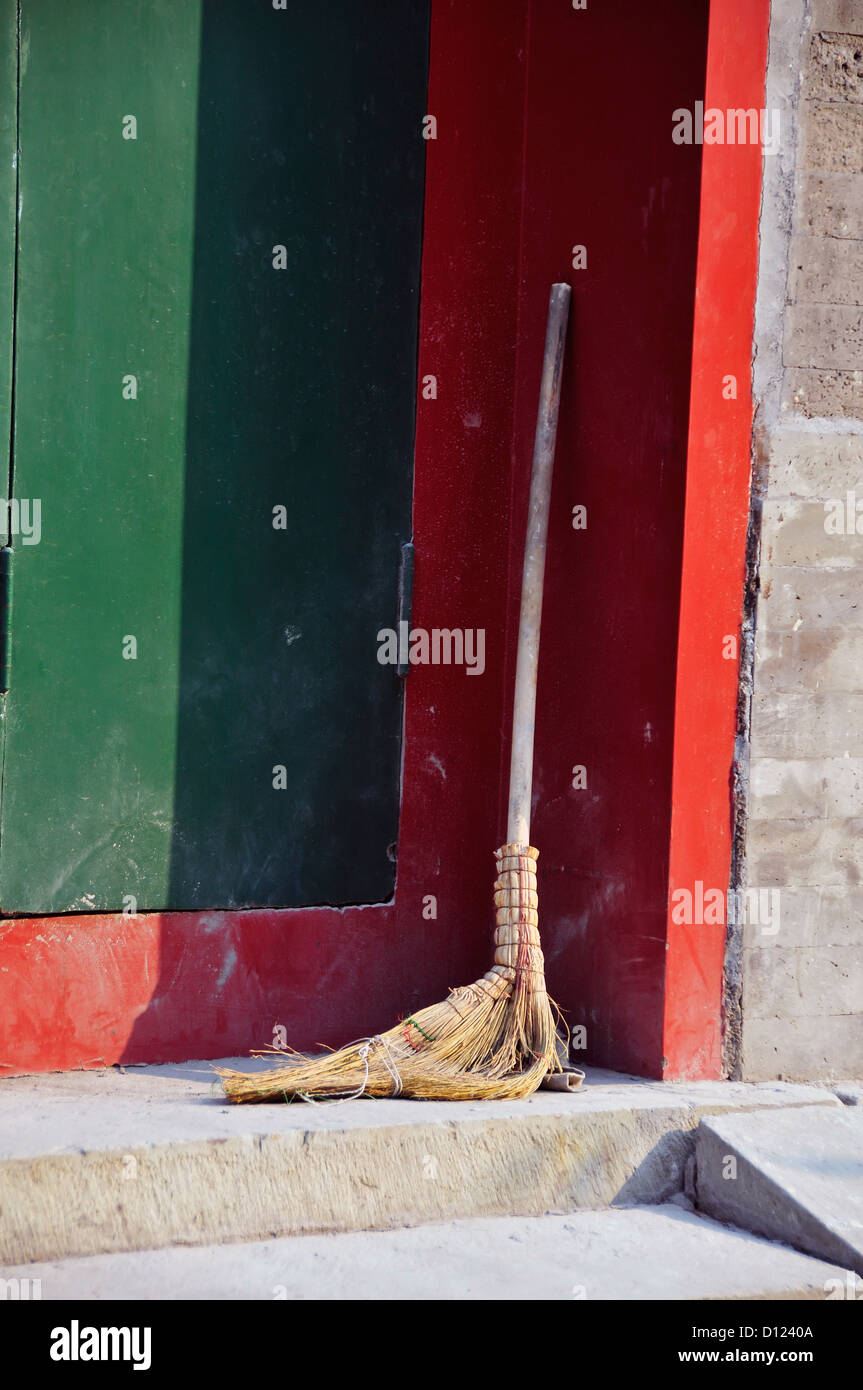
[0,0,768,1080]
[661,0,770,1079]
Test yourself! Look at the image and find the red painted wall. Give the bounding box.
[0,0,766,1081]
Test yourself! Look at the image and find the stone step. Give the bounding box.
[1,1204,854,1301]
[696,1105,863,1275]
[0,1057,841,1264]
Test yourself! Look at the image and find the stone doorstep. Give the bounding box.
[1,1204,856,1302]
[696,1105,863,1277]
[0,1060,842,1266]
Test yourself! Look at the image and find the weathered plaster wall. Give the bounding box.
[740,0,863,1079]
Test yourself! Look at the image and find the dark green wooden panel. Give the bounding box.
[0,0,16,816]
[0,0,428,912]
[0,0,15,477]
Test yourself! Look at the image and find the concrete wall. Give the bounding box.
[739,0,863,1079]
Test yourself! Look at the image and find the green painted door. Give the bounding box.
[0,0,429,912]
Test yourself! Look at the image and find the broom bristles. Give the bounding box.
[215,844,565,1103]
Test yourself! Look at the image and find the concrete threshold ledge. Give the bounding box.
[0,1059,841,1265]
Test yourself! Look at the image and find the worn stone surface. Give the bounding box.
[798,171,863,239]
[741,885,863,949]
[742,1015,863,1082]
[0,1061,841,1265]
[764,431,863,497]
[806,31,863,104]
[754,629,863,693]
[696,1107,863,1273]
[812,0,863,36]
[752,688,863,756]
[760,568,863,632]
[786,367,863,415]
[760,497,863,567]
[744,944,863,1017]
[749,757,863,819]
[746,816,863,886]
[785,304,863,370]
[0,1205,854,1302]
[803,103,863,174]
[789,232,863,305]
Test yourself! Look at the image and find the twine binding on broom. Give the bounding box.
[296,1034,404,1104]
[216,844,566,1103]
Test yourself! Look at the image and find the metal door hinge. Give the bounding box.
[396,541,414,678]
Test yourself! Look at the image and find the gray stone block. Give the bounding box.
[749,755,863,819]
[798,171,863,239]
[785,303,863,370]
[751,689,863,756]
[741,1013,863,1080]
[803,102,863,173]
[741,886,863,949]
[764,430,863,498]
[745,816,863,886]
[806,31,863,103]
[811,886,863,943]
[811,0,863,37]
[744,943,863,1017]
[743,945,801,1017]
[785,366,863,417]
[788,232,863,305]
[755,628,863,693]
[696,1106,863,1274]
[760,497,863,566]
[760,567,863,632]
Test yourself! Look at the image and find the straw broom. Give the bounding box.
[217,283,572,1103]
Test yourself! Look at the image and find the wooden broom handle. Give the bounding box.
[506,283,571,847]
